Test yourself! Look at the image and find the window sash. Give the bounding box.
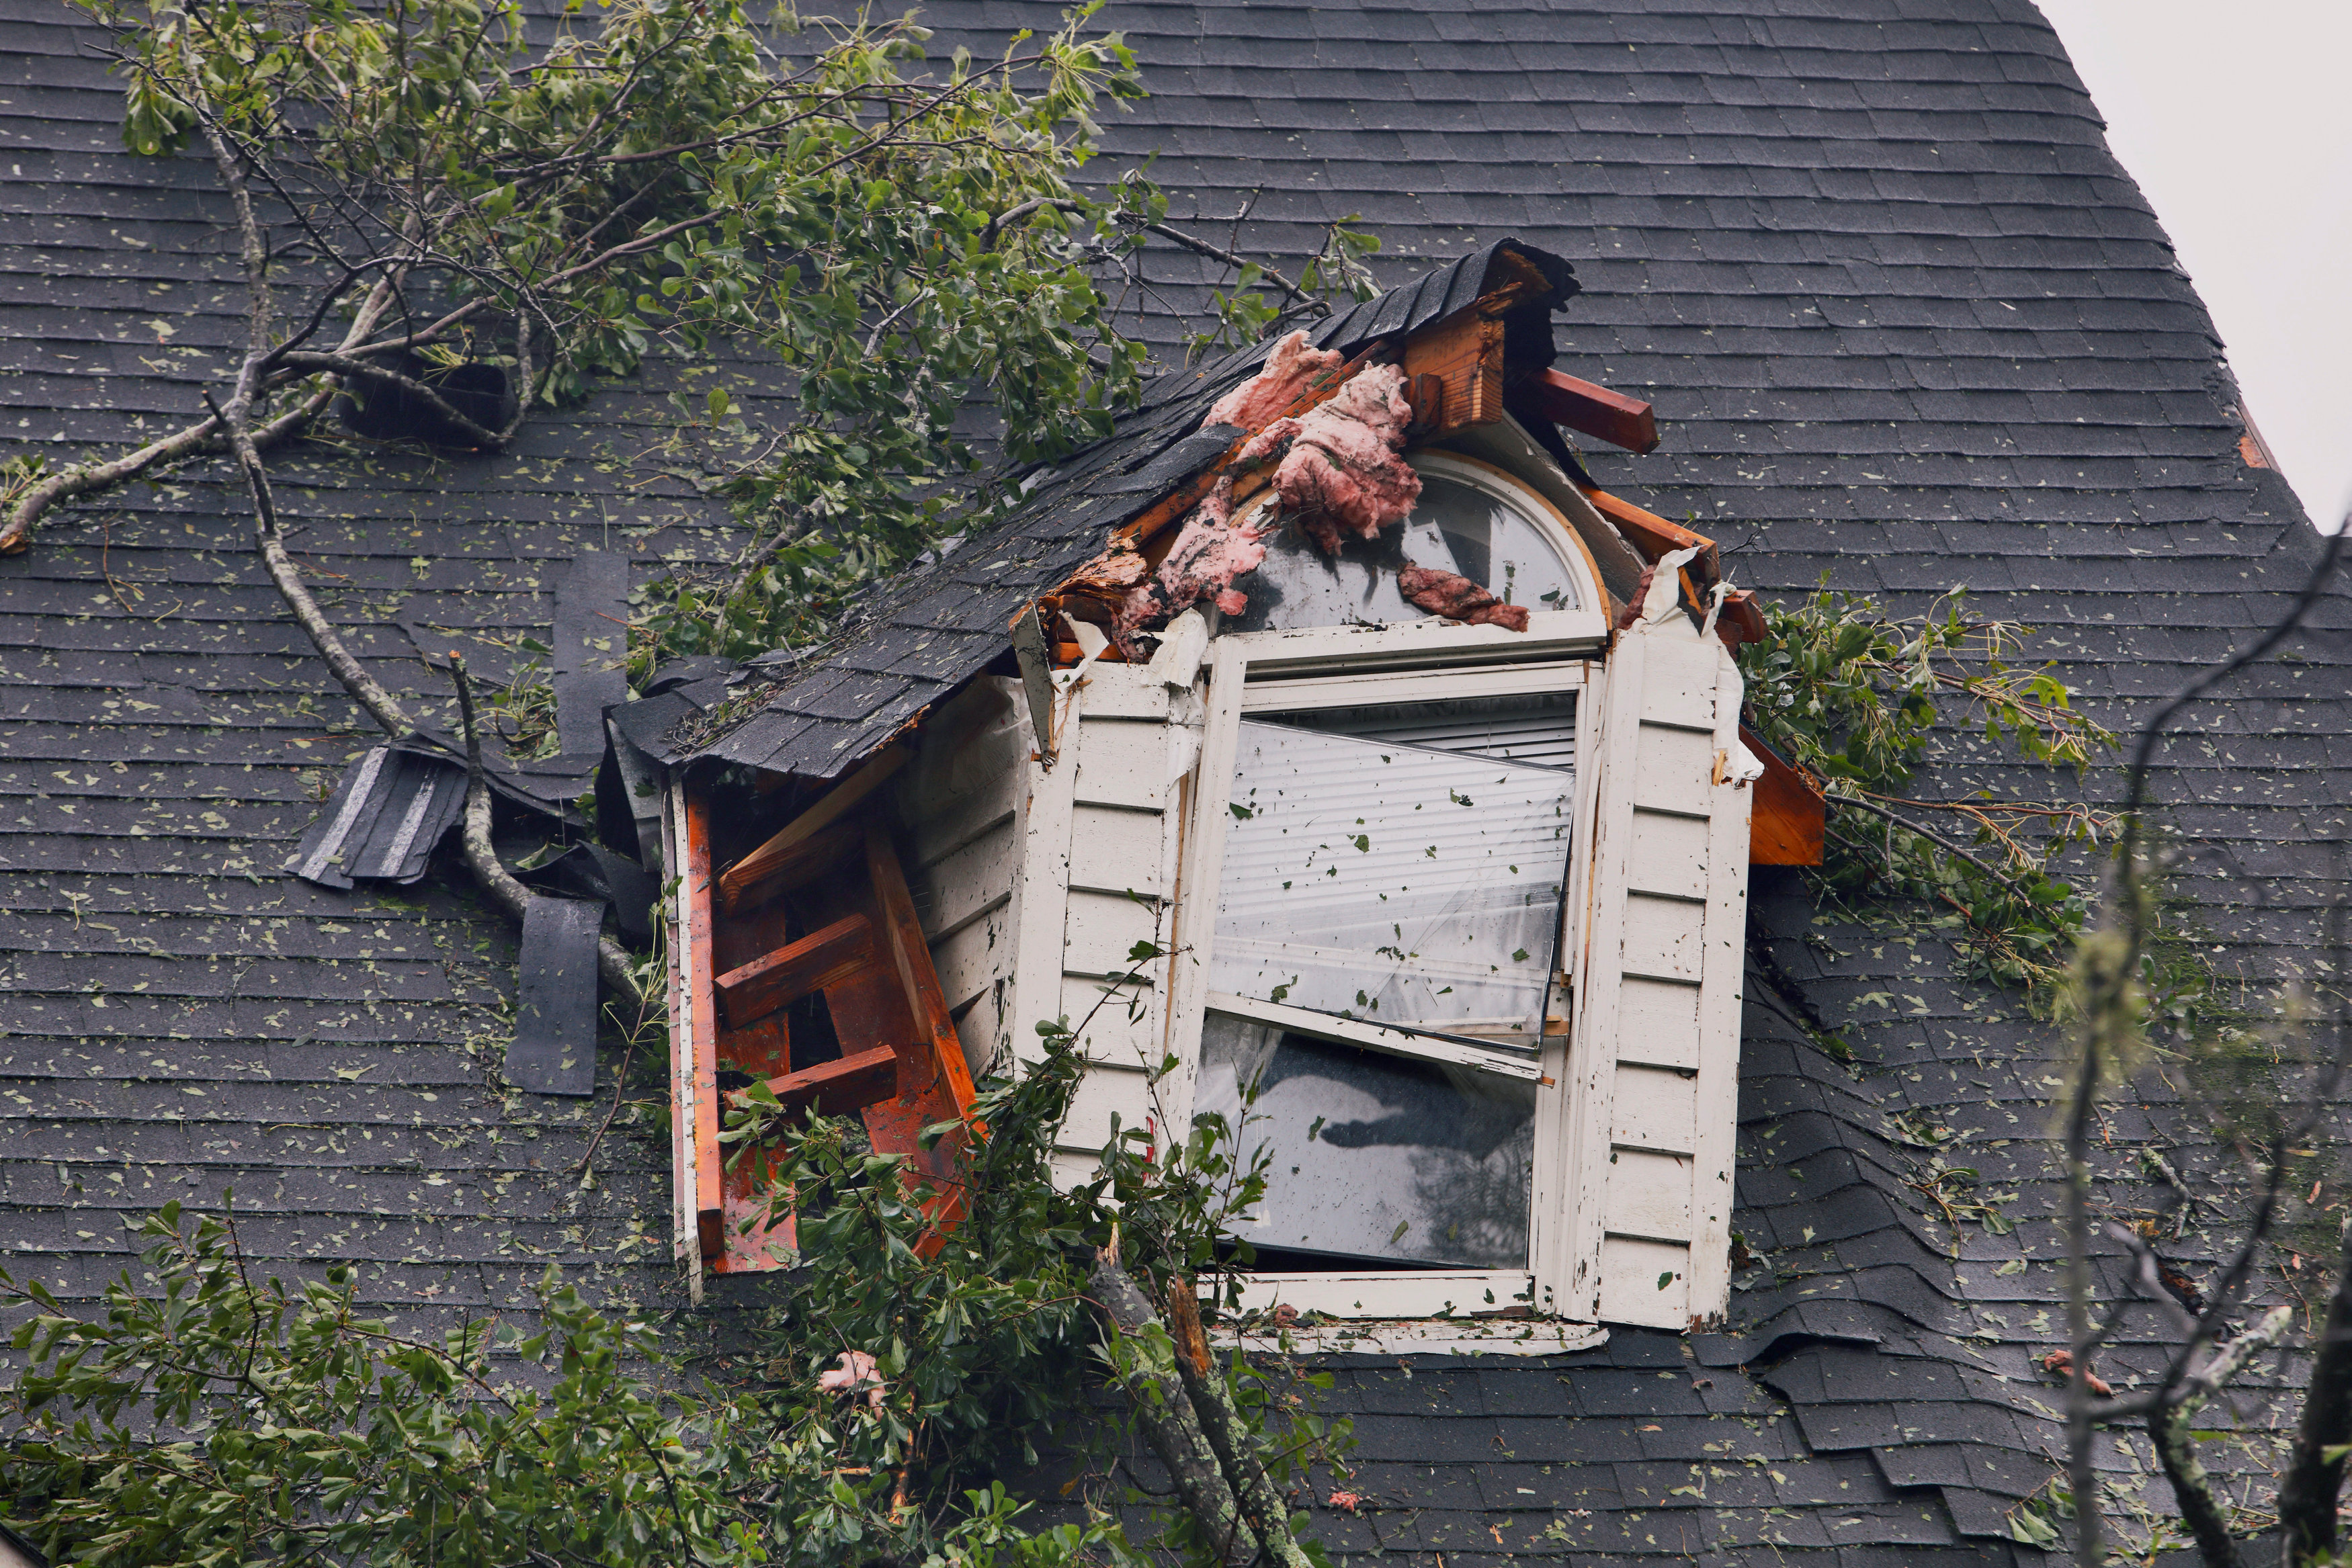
[1220,1267,1538,1323]
[1212,713,1577,1041]
[1204,992,1542,1080]
[1168,621,1607,1319]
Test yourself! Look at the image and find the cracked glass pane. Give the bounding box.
[1224,471,1582,633]
[1195,1013,1536,1268]
[1212,698,1575,1037]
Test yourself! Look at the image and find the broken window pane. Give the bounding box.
[1195,1012,1536,1269]
[1212,699,1574,1037]
[1225,471,1583,633]
[1271,690,1577,771]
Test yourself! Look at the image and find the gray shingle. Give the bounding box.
[3,0,2339,1560]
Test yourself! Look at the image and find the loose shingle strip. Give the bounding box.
[286,744,466,887]
[507,894,605,1096]
[554,552,632,760]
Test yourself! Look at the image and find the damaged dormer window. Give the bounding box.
[1160,478,1609,1331]
[661,241,1805,1344]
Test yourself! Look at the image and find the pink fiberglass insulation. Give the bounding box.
[1109,422,1303,648]
[1142,505,1271,625]
[1398,561,1530,631]
[1204,330,1343,431]
[1114,480,1275,650]
[1233,417,1299,472]
[1101,359,1421,650]
[1273,362,1421,554]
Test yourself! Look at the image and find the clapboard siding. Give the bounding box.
[919,828,1023,943]
[1565,612,1751,1330]
[1616,977,1701,1071]
[982,660,1189,1176]
[1058,975,1163,1070]
[1613,1064,1698,1156]
[898,678,1030,1076]
[931,909,1013,1019]
[1599,1234,1693,1326]
[1063,887,1163,978]
[1605,1148,1694,1240]
[1069,802,1166,898]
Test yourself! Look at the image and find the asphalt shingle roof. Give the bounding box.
[4,0,2344,1561]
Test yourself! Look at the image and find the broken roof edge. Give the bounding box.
[653,238,1620,789]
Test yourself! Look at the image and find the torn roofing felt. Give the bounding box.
[665,240,1582,785]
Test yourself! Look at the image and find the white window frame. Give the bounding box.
[1163,456,1616,1325]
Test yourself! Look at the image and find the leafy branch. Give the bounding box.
[1739,582,2121,1002]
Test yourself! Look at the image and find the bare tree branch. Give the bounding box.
[2150,1305,2294,1568]
[451,660,640,998]
[2063,516,2352,1567]
[208,392,417,739]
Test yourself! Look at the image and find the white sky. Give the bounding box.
[2033,0,2352,532]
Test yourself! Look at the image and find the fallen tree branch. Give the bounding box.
[1,255,400,557]
[1089,1250,1261,1567]
[1828,791,2026,893]
[1164,1283,1313,1568]
[186,89,649,1003]
[450,660,641,998]
[205,388,417,740]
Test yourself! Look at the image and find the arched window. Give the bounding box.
[1222,452,1601,634]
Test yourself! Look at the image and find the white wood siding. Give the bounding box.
[1562,613,1752,1330]
[957,660,1192,1182]
[895,678,1030,1078]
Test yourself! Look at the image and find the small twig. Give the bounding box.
[984,196,1320,311]
[2142,1149,2200,1239]
[1829,791,2023,891]
[99,515,140,615]
[574,1010,646,1180]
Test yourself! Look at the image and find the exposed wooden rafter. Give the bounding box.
[1517,367,1660,455]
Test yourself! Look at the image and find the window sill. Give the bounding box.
[1217,1316,1609,1358]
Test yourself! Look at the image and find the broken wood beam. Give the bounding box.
[1716,588,1767,650]
[735,816,864,909]
[730,1045,901,1120]
[1581,487,1719,580]
[715,914,876,1030]
[683,787,725,1264]
[864,824,979,1115]
[1740,726,1824,867]
[1520,367,1659,455]
[718,746,907,913]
